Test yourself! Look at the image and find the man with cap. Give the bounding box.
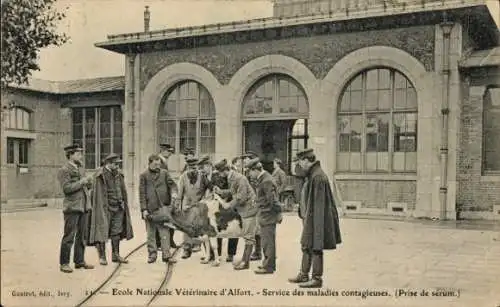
[213,159,258,270]
[241,151,263,262]
[246,157,282,274]
[139,154,179,263]
[158,143,177,249]
[88,153,134,265]
[177,156,210,259]
[181,147,196,173]
[199,156,239,263]
[288,148,342,288]
[57,144,94,273]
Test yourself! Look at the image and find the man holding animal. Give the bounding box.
[213,159,258,270]
[246,158,282,274]
[139,154,179,264]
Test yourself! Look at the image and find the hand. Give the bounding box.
[142,210,149,220]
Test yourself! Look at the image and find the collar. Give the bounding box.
[68,161,79,169]
[257,171,265,180]
[305,161,321,177]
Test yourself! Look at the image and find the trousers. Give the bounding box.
[300,248,324,278]
[260,224,276,271]
[59,211,88,265]
[145,217,171,257]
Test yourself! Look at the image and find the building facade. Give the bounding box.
[95,0,499,219]
[0,77,124,204]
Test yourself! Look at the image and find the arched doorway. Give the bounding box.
[158,80,216,173]
[242,74,309,173]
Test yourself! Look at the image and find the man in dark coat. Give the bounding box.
[88,153,134,265]
[247,158,281,275]
[139,154,179,263]
[288,148,342,288]
[158,143,177,249]
[57,144,94,273]
[240,151,263,261]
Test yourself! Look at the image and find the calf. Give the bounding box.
[149,192,243,266]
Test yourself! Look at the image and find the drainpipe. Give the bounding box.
[439,21,454,220]
[144,6,150,32]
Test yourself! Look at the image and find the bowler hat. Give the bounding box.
[214,159,229,172]
[63,143,83,152]
[245,157,261,170]
[160,143,175,153]
[241,151,258,159]
[103,153,122,164]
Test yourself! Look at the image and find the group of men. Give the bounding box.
[57,141,342,288]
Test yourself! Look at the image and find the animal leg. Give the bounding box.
[210,237,220,267]
[200,235,210,264]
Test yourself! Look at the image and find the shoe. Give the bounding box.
[226,255,234,263]
[298,278,323,288]
[254,267,274,274]
[250,252,262,261]
[192,245,201,253]
[181,250,191,259]
[147,254,157,264]
[288,273,309,283]
[75,263,94,269]
[163,257,177,264]
[112,255,128,264]
[99,258,108,266]
[60,264,73,273]
[233,244,252,271]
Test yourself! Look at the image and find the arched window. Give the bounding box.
[6,107,31,130]
[158,81,216,159]
[337,68,418,173]
[243,74,308,119]
[483,87,500,173]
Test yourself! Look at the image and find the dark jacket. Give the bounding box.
[220,170,257,218]
[88,167,134,245]
[300,161,342,251]
[271,167,287,195]
[139,168,178,213]
[57,162,91,213]
[255,171,281,226]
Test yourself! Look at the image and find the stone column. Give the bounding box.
[215,85,241,163]
[123,54,137,209]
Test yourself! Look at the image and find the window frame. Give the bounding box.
[71,106,123,169]
[157,81,216,159]
[6,137,30,166]
[6,107,32,131]
[482,87,500,175]
[336,67,418,174]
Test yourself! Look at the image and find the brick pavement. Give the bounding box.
[1,208,499,307]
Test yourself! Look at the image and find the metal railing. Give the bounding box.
[101,0,480,44]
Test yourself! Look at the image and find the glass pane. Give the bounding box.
[407,88,418,110]
[100,139,111,158]
[394,72,407,89]
[113,138,123,156]
[377,152,389,171]
[350,91,362,111]
[366,70,378,90]
[349,152,362,171]
[100,107,111,122]
[85,138,96,169]
[9,109,16,129]
[179,82,190,99]
[292,119,305,136]
[18,140,29,164]
[279,79,289,96]
[393,152,405,171]
[7,139,15,163]
[337,153,350,171]
[394,89,407,109]
[73,124,83,139]
[379,69,391,89]
[350,74,363,90]
[72,108,83,124]
[378,89,391,110]
[84,108,96,138]
[100,123,111,138]
[483,130,500,171]
[162,99,177,117]
[405,152,417,172]
[16,109,23,129]
[339,134,350,152]
[298,96,308,113]
[113,122,122,137]
[22,111,30,130]
[200,95,215,118]
[366,152,377,171]
[340,92,350,111]
[113,106,122,121]
[365,90,378,111]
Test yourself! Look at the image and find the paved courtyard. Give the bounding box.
[1,208,499,307]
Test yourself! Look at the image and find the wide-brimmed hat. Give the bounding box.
[103,153,122,164]
[295,148,314,160]
[245,157,262,170]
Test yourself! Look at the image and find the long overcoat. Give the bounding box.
[87,167,134,245]
[300,161,342,251]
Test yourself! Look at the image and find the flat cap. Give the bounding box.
[241,151,258,159]
[159,143,175,153]
[185,157,199,166]
[198,155,211,166]
[213,159,229,172]
[295,148,314,160]
[63,143,83,152]
[245,157,262,170]
[183,147,195,156]
[103,153,122,163]
[231,156,241,165]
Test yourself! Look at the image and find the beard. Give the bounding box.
[187,170,198,185]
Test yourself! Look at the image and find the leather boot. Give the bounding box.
[299,277,323,288]
[98,243,108,265]
[234,244,253,270]
[288,273,309,283]
[250,235,262,261]
[111,239,128,263]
